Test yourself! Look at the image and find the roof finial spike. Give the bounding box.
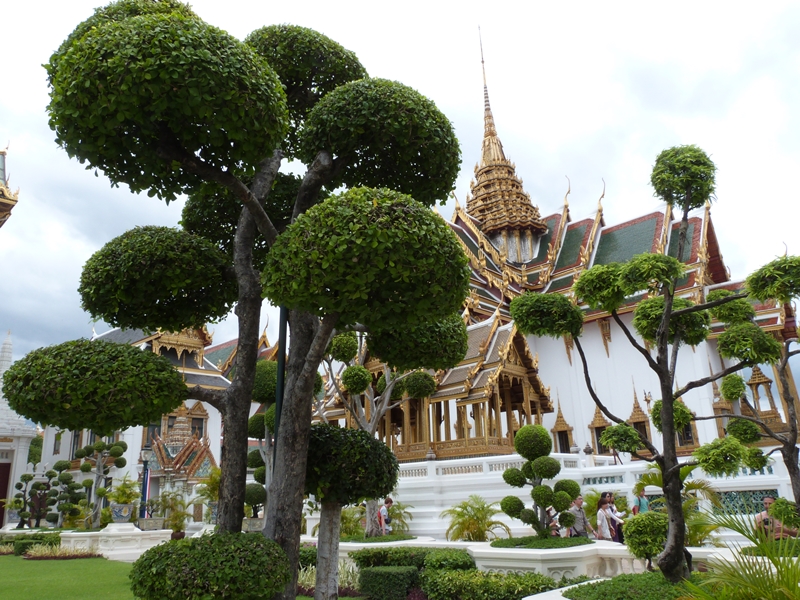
[564,176,571,207]
[479,26,487,88]
[598,178,606,211]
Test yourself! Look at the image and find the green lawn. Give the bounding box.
[0,555,135,600]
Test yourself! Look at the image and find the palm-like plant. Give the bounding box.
[440,494,511,541]
[680,511,800,600]
[635,463,723,547]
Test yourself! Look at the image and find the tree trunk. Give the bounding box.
[217,208,262,533]
[315,501,343,600]
[266,310,322,600]
[364,499,381,537]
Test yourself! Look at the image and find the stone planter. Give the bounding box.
[171,531,186,540]
[110,503,135,524]
[138,517,165,531]
[242,518,264,532]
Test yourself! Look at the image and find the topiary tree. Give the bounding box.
[499,424,581,538]
[319,312,468,537]
[623,511,669,569]
[508,145,784,582]
[244,483,266,519]
[27,7,466,595]
[73,439,129,528]
[47,461,87,528]
[305,423,399,599]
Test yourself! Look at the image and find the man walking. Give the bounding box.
[568,495,596,538]
[632,489,649,515]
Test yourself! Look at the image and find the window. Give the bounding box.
[144,422,161,448]
[70,431,82,459]
[191,418,204,439]
[53,433,61,455]
[167,416,177,431]
[557,431,571,454]
[677,423,695,447]
[632,421,649,442]
[594,426,608,454]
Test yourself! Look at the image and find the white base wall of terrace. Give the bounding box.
[60,523,171,562]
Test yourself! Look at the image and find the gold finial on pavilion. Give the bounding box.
[478,27,502,164]
[564,176,571,207]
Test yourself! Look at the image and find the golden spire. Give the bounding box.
[467,31,547,240]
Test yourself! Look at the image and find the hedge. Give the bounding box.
[421,569,556,600]
[359,566,419,600]
[299,543,317,568]
[349,546,433,570]
[490,536,593,549]
[423,548,475,571]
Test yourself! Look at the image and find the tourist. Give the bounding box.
[603,492,626,542]
[596,498,615,541]
[755,495,797,539]
[568,495,596,538]
[380,497,394,535]
[632,489,649,515]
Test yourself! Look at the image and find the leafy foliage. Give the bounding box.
[423,548,475,571]
[79,226,236,331]
[247,449,265,469]
[574,263,627,312]
[359,566,419,600]
[129,532,290,600]
[262,187,470,328]
[720,374,746,402]
[247,405,276,440]
[348,546,432,570]
[421,569,556,600]
[327,332,358,363]
[3,339,186,435]
[514,424,553,461]
[746,255,800,304]
[650,399,693,434]
[726,418,761,444]
[623,511,669,560]
[706,289,755,324]
[502,469,526,489]
[490,535,593,549]
[650,144,716,211]
[531,456,561,480]
[341,365,372,394]
[252,360,279,406]
[510,293,583,338]
[693,437,748,477]
[245,24,367,157]
[633,296,710,346]
[717,322,782,363]
[376,374,405,400]
[368,312,468,371]
[621,253,686,293]
[554,479,581,500]
[500,495,525,518]
[244,483,266,515]
[563,571,694,600]
[300,78,461,206]
[46,12,288,202]
[440,495,511,541]
[404,371,436,399]
[769,498,800,531]
[600,423,644,453]
[305,424,398,505]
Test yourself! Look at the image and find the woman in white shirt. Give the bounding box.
[596,498,614,541]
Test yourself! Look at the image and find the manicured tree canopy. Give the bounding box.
[341,365,372,395]
[650,145,716,210]
[514,425,552,461]
[510,293,583,338]
[79,226,237,331]
[252,360,279,406]
[299,78,461,206]
[46,12,288,201]
[706,289,756,324]
[746,255,800,304]
[624,511,669,561]
[2,340,187,435]
[245,24,367,157]
[633,296,710,346]
[717,322,782,363]
[368,312,468,371]
[262,187,470,329]
[248,405,276,439]
[404,371,436,399]
[327,332,359,363]
[245,482,267,512]
[305,424,398,505]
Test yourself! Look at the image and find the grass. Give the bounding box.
[0,555,135,600]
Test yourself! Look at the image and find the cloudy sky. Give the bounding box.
[1,1,799,362]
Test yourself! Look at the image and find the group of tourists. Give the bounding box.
[565,489,650,542]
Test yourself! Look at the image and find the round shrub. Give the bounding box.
[423,548,475,571]
[706,289,756,324]
[114,457,127,469]
[521,461,535,480]
[327,332,359,363]
[746,255,800,304]
[623,511,669,560]
[73,448,86,459]
[718,322,782,363]
[651,399,693,434]
[531,456,561,480]
[83,445,96,457]
[404,371,436,399]
[514,425,552,461]
[650,144,716,211]
[79,462,92,473]
[553,479,580,500]
[519,509,537,525]
[552,491,573,513]
[114,441,128,452]
[744,447,769,471]
[108,445,124,458]
[531,485,554,508]
[633,296,710,346]
[129,532,290,600]
[502,468,526,488]
[500,496,525,519]
[376,374,405,400]
[558,511,576,528]
[247,449,265,469]
[720,373,746,402]
[693,437,746,477]
[727,418,761,444]
[93,440,107,452]
[252,360,279,406]
[510,292,583,338]
[254,466,266,485]
[341,365,372,395]
[574,263,626,312]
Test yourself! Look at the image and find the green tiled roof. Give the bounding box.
[594,216,659,265]
[532,215,560,263]
[527,271,539,284]
[554,223,589,271]
[667,222,696,263]
[548,276,573,292]
[456,228,480,257]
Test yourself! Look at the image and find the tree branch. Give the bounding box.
[292,151,335,222]
[611,310,658,370]
[155,130,281,245]
[674,361,751,398]
[665,460,697,479]
[670,291,748,318]
[574,337,660,457]
[186,385,226,413]
[691,413,787,444]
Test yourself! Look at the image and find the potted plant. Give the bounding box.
[105,474,140,524]
[194,467,221,524]
[138,496,165,531]
[160,491,191,540]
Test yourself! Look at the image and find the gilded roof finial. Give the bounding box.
[564,176,571,208]
[478,27,503,165]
